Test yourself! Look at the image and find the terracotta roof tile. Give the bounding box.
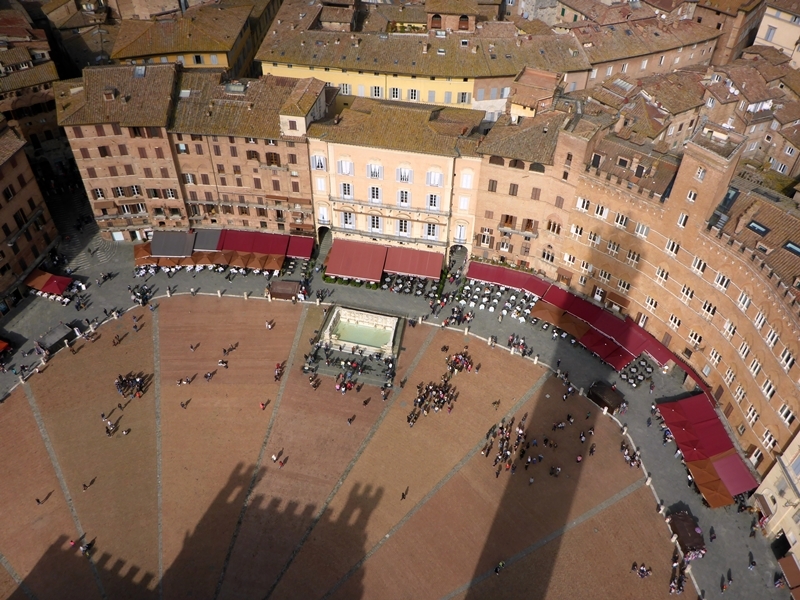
[55,63,177,127]
[773,101,800,125]
[478,111,567,164]
[257,0,591,77]
[638,71,705,114]
[594,133,679,196]
[307,97,484,157]
[694,0,763,16]
[766,0,800,16]
[721,190,800,285]
[0,60,57,93]
[111,4,251,60]
[170,72,323,138]
[558,0,657,25]
[570,19,721,64]
[742,44,792,65]
[426,0,479,15]
[0,121,24,163]
[713,62,777,104]
[0,46,31,67]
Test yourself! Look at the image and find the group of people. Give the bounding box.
[114,373,145,399]
[126,283,155,307]
[405,346,472,427]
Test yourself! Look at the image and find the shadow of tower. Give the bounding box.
[8,462,383,600]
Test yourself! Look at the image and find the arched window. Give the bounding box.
[489,156,504,166]
[266,152,281,167]
[529,162,545,173]
[509,159,525,169]
[431,14,442,29]
[458,15,469,30]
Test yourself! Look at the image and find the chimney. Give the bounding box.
[422,43,428,54]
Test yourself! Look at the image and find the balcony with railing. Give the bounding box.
[330,225,447,247]
[328,195,450,217]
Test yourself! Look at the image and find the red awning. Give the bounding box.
[779,555,800,589]
[287,236,314,259]
[24,269,52,291]
[693,420,735,457]
[677,393,719,423]
[25,269,72,295]
[615,320,651,357]
[0,339,9,353]
[466,262,550,297]
[543,285,572,309]
[563,295,602,324]
[384,247,443,279]
[591,310,628,340]
[252,233,290,256]
[605,346,636,371]
[579,329,617,359]
[326,240,387,282]
[221,230,257,253]
[712,451,758,496]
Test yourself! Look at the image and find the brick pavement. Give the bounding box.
[0,256,788,599]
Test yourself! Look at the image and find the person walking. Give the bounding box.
[180,402,187,409]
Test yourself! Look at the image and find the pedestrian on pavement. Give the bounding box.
[180,402,186,409]
[271,454,277,462]
[35,498,41,505]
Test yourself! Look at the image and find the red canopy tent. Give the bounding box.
[384,247,443,279]
[221,231,257,253]
[605,346,636,371]
[466,262,551,297]
[591,311,629,341]
[563,295,603,324]
[41,274,73,295]
[712,450,758,496]
[325,240,387,282]
[287,236,314,259]
[252,233,290,256]
[25,269,72,295]
[543,285,572,309]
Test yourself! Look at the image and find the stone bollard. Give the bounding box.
[464,326,469,335]
[267,292,272,302]
[622,425,628,435]
[217,290,222,298]
[671,533,678,543]
[645,476,652,486]
[579,387,584,396]
[417,316,422,325]
[316,297,320,306]
[603,406,608,415]
[244,291,249,300]
[166,288,171,298]
[487,337,492,346]
[533,354,538,365]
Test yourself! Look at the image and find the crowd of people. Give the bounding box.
[405,346,473,427]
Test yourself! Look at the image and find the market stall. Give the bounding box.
[666,511,706,562]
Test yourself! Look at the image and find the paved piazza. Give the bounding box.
[1,296,681,599]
